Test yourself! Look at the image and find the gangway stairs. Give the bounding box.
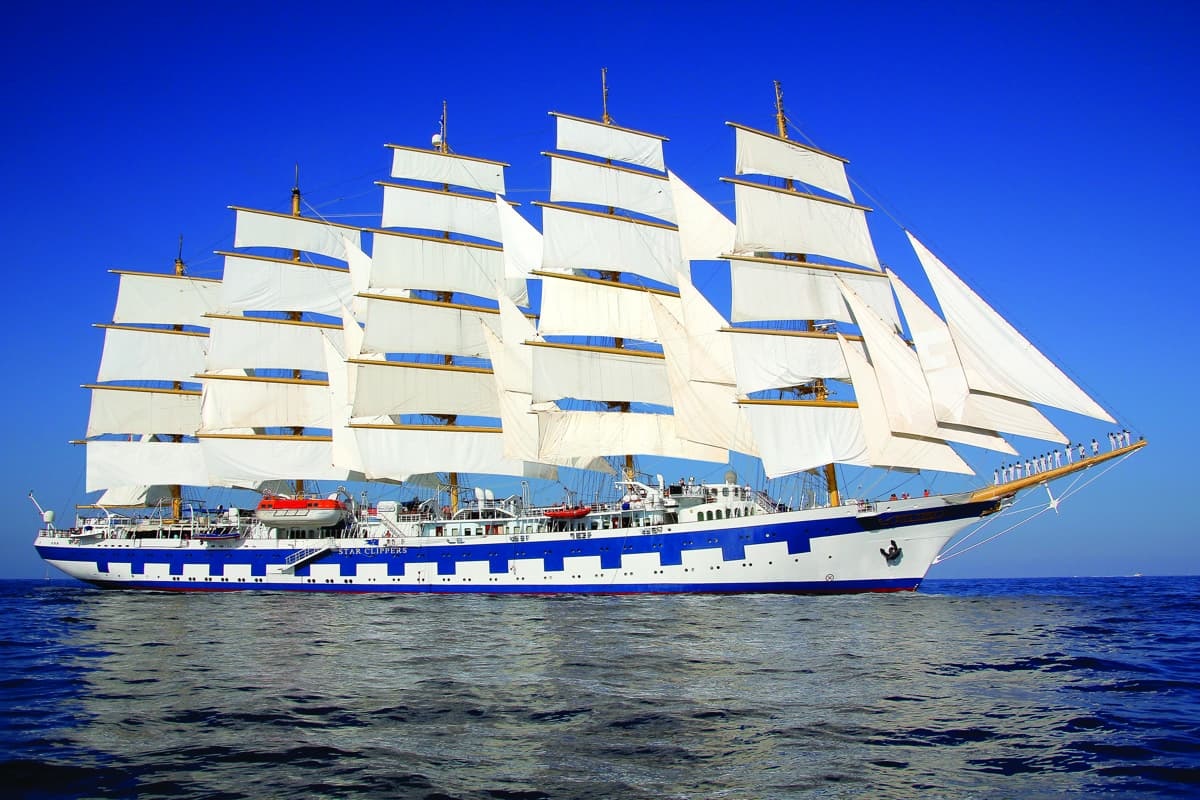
[272,540,337,574]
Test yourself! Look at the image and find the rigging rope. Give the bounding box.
[934,451,1138,563]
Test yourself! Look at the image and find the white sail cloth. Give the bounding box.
[199,435,350,483]
[668,171,736,265]
[908,232,1114,423]
[740,403,869,478]
[530,345,672,407]
[649,293,759,456]
[549,155,676,222]
[389,145,506,195]
[86,440,209,492]
[541,204,683,287]
[481,318,613,474]
[200,377,331,431]
[553,113,666,171]
[732,123,854,201]
[359,297,498,359]
[349,361,499,418]
[204,315,339,373]
[351,425,556,482]
[233,208,361,262]
[96,327,207,384]
[838,279,1014,454]
[369,232,504,300]
[727,330,854,394]
[112,272,221,327]
[730,181,880,270]
[95,485,174,508]
[220,254,353,316]
[535,273,679,343]
[381,185,502,242]
[86,387,200,437]
[838,334,973,474]
[536,410,727,463]
[494,197,538,306]
[888,269,1066,443]
[729,258,900,329]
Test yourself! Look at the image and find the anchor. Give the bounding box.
[880,539,902,562]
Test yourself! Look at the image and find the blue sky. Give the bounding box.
[2,1,1195,579]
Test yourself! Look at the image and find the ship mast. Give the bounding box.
[773,80,840,506]
[599,67,635,482]
[169,236,186,520]
[289,165,306,498]
[433,100,461,514]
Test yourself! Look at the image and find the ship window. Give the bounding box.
[722,487,729,497]
[706,511,714,521]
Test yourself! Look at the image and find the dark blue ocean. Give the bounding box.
[1,577,1197,799]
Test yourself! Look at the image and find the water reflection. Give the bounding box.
[13,581,1194,798]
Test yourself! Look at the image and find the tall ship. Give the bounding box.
[32,80,1145,593]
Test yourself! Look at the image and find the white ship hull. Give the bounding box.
[34,492,1000,594]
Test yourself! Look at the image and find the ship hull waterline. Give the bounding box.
[34,495,1001,595]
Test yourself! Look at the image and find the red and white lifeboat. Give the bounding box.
[255,494,349,528]
[543,505,591,519]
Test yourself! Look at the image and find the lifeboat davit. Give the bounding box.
[255,495,349,528]
[543,505,592,519]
